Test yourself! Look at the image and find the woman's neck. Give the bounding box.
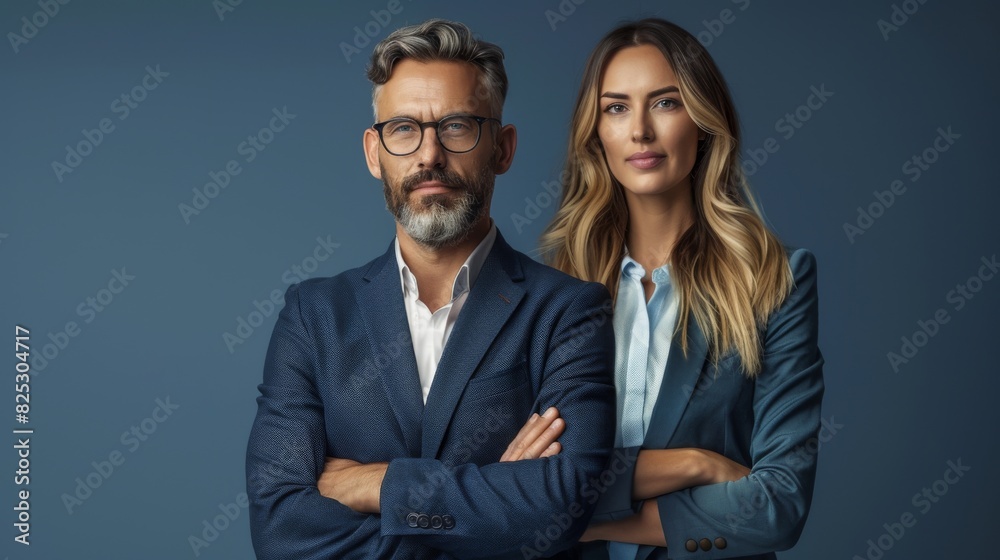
[624,185,696,275]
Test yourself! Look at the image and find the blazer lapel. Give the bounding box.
[358,242,424,457]
[420,233,525,459]
[642,316,709,450]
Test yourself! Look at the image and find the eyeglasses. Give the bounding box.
[372,115,500,156]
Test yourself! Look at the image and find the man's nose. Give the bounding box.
[416,126,446,169]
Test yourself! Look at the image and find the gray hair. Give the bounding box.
[367,19,508,121]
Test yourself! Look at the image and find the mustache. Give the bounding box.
[400,169,469,194]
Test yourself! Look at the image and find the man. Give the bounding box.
[246,19,616,559]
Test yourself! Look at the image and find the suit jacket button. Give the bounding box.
[430,514,443,529]
[684,539,697,552]
[714,537,727,549]
[417,514,430,528]
[699,538,711,551]
[442,515,455,530]
[406,513,419,528]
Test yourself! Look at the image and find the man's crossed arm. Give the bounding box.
[318,407,567,512]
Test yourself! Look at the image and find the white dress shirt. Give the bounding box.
[394,224,497,404]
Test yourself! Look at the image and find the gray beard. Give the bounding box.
[396,191,477,249]
[382,166,493,250]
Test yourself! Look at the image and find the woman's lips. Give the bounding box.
[626,153,666,169]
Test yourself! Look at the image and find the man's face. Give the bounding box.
[363,59,516,249]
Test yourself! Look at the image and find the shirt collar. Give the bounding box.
[620,248,672,285]
[395,222,497,301]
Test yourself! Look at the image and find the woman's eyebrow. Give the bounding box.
[600,85,679,100]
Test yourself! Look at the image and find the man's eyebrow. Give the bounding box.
[600,86,680,100]
[381,113,419,121]
[379,111,478,122]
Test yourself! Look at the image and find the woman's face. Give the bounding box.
[597,44,702,200]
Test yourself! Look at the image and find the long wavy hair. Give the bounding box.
[540,18,792,376]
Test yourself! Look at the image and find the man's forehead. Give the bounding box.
[377,59,485,116]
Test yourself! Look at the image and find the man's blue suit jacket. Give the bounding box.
[578,248,825,560]
[247,230,617,559]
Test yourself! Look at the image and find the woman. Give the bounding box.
[541,18,824,559]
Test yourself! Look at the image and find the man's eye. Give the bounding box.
[440,119,475,137]
[387,123,416,135]
[442,120,472,132]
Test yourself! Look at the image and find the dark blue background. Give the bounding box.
[2,0,997,558]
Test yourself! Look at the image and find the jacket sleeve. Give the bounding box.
[378,282,618,559]
[656,248,825,558]
[587,445,641,522]
[246,283,386,559]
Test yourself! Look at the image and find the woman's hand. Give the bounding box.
[633,448,750,500]
[694,448,751,485]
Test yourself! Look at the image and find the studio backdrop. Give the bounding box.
[2,0,997,558]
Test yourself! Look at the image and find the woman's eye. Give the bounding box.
[655,98,680,109]
[605,103,626,114]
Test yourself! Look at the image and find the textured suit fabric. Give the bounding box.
[246,230,617,559]
[580,248,825,560]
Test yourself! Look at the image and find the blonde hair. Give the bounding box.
[540,18,792,376]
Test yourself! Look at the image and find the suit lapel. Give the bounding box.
[358,242,424,457]
[420,233,525,458]
[642,316,709,450]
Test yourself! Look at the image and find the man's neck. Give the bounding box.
[397,217,492,312]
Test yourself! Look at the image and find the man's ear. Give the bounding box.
[363,128,382,179]
[492,123,517,175]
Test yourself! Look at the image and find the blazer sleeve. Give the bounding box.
[588,445,641,521]
[655,248,825,558]
[378,281,617,559]
[246,283,384,560]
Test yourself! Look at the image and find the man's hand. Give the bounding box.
[500,407,565,462]
[317,458,388,513]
